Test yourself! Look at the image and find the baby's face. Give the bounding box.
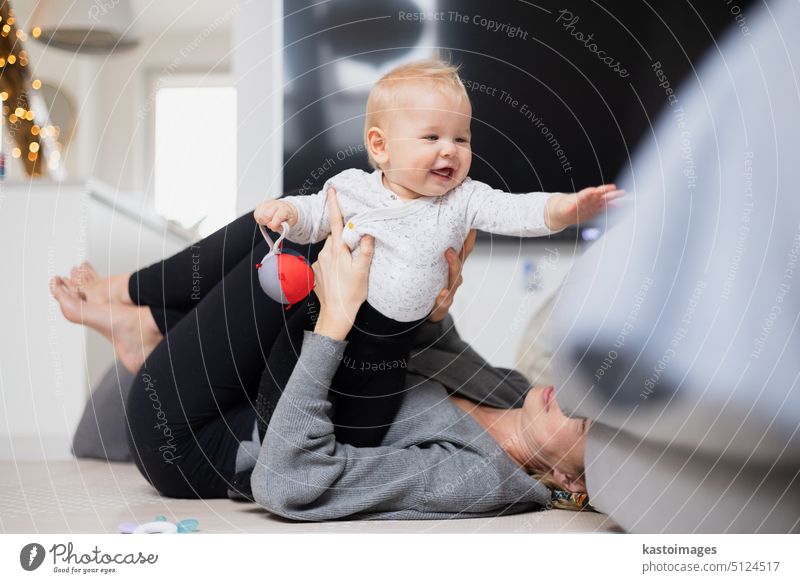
[378,83,472,199]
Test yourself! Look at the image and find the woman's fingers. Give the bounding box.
[445,248,463,291]
[354,235,375,274]
[428,243,468,322]
[437,289,452,308]
[460,229,477,263]
[326,187,345,246]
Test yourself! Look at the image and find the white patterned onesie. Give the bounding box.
[282,168,561,322]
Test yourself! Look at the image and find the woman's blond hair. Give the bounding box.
[364,56,470,169]
[532,471,592,512]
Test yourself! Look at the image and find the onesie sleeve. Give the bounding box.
[463,180,564,236]
[280,187,331,244]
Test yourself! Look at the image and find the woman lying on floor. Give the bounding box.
[50,188,590,521]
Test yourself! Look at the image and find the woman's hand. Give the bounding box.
[312,188,375,341]
[428,229,477,323]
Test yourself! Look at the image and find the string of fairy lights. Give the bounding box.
[0,2,63,177]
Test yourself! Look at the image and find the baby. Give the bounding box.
[254,58,621,446]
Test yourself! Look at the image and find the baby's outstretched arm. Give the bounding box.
[544,184,624,231]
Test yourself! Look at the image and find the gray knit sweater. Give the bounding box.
[238,315,551,521]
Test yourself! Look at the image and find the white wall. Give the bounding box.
[452,240,575,370]
[0,182,89,459]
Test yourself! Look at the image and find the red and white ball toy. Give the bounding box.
[256,223,314,306]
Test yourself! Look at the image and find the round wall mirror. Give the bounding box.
[37,81,77,145]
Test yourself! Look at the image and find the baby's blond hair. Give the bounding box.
[364,56,470,169]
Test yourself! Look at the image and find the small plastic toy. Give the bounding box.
[118,515,199,534]
[256,223,314,307]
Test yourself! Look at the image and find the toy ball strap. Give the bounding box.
[259,222,290,256]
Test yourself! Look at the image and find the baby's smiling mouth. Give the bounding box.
[431,167,454,180]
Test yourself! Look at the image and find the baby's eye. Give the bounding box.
[456,137,470,144]
[423,135,438,141]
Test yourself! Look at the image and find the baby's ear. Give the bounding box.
[367,126,389,165]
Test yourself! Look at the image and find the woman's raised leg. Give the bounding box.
[129,211,319,332]
[125,245,314,499]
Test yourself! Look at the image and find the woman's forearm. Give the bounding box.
[313,311,352,341]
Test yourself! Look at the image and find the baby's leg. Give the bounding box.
[329,302,422,446]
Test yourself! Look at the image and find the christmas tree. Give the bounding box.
[0,1,60,177]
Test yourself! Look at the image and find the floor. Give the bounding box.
[1,460,622,534]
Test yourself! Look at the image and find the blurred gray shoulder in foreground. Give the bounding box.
[553,0,800,532]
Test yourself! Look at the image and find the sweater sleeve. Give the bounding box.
[280,188,331,244]
[463,180,563,236]
[250,330,534,521]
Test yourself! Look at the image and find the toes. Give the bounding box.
[49,276,63,295]
[50,276,72,296]
[52,276,85,302]
[58,276,87,300]
[50,278,72,307]
[50,279,89,324]
[70,261,99,285]
[81,261,99,279]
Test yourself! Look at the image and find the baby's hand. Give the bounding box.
[254,199,299,231]
[544,184,624,231]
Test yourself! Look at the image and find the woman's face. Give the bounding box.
[521,386,589,492]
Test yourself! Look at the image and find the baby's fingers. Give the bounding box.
[590,183,617,195]
[579,184,614,200]
[602,189,626,202]
[269,208,288,230]
[254,204,272,226]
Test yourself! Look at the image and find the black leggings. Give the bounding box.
[125,212,319,498]
[125,212,421,499]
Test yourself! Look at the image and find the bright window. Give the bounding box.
[154,86,236,236]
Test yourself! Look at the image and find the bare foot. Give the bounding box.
[68,262,99,300]
[50,276,162,373]
[67,262,132,305]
